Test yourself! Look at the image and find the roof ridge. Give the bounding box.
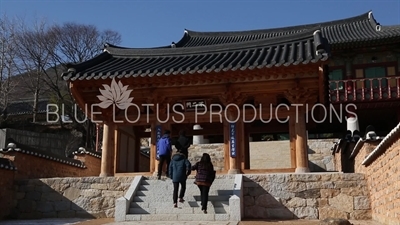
[105,28,323,57]
[183,11,371,37]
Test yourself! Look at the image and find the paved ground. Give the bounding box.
[0,218,385,225]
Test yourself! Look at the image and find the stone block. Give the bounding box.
[294,206,318,219]
[63,187,81,201]
[287,197,306,207]
[255,194,283,208]
[244,196,254,206]
[321,189,340,198]
[91,183,108,190]
[329,194,353,213]
[115,197,128,222]
[244,205,268,218]
[229,195,240,221]
[349,210,371,220]
[80,189,102,197]
[54,201,71,211]
[319,207,348,220]
[266,208,295,219]
[307,198,317,207]
[25,191,41,201]
[296,189,321,199]
[36,202,54,213]
[354,196,370,210]
[57,210,76,218]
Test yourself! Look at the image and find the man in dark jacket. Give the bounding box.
[157,130,172,180]
[175,130,191,159]
[169,150,191,207]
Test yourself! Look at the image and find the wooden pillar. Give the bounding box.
[295,107,310,173]
[289,113,297,169]
[227,111,240,174]
[150,123,158,174]
[100,122,116,177]
[244,124,250,170]
[223,119,230,172]
[112,126,118,175]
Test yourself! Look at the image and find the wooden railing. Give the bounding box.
[329,76,400,103]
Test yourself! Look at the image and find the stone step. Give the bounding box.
[132,195,231,203]
[138,185,234,192]
[128,204,229,215]
[125,213,231,221]
[130,200,229,210]
[136,189,233,196]
[140,179,235,186]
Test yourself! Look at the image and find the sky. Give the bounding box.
[1,0,400,48]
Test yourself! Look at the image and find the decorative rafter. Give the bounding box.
[284,87,318,105]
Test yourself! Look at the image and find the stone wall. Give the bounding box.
[249,141,291,169]
[187,139,336,171]
[188,144,224,171]
[9,177,134,219]
[0,128,74,157]
[307,139,336,172]
[243,173,371,220]
[0,168,16,219]
[353,138,400,225]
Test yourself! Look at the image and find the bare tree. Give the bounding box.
[13,18,53,123]
[0,14,18,124]
[45,22,121,150]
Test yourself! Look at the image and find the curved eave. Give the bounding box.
[179,11,373,47]
[177,11,400,48]
[64,30,329,81]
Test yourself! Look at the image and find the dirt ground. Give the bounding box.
[73,218,384,225]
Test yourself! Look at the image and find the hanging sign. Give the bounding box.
[155,125,162,160]
[229,122,237,158]
[184,99,206,111]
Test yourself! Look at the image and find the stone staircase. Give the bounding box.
[116,175,242,222]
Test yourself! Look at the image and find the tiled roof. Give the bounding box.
[63,29,328,81]
[1,99,50,116]
[62,11,400,81]
[175,11,400,47]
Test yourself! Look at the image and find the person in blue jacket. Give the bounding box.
[169,149,191,208]
[157,130,172,179]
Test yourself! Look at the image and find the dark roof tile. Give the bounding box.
[62,11,400,81]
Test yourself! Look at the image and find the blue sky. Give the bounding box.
[1,0,399,48]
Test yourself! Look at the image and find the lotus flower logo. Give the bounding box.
[97,78,133,109]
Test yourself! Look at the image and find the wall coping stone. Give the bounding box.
[72,148,101,159]
[362,122,400,165]
[349,138,382,159]
[0,158,17,171]
[0,146,85,169]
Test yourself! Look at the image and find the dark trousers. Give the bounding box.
[197,185,210,210]
[157,155,171,177]
[173,181,186,203]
